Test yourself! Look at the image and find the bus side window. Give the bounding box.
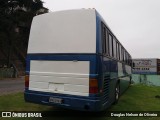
[121,47,124,61]
[109,33,113,57]
[117,43,120,60]
[127,53,129,65]
[101,23,106,54]
[113,38,117,59]
[129,55,132,66]
[125,52,128,64]
[120,45,123,61]
[106,31,109,55]
[123,49,125,62]
[122,48,125,62]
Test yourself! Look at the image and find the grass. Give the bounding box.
[0,84,160,120]
[109,84,160,111]
[0,93,52,111]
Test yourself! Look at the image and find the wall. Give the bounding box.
[132,74,160,86]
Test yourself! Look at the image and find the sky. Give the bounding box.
[43,0,160,59]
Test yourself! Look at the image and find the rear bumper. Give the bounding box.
[24,91,102,111]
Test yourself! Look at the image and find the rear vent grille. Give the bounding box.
[103,75,110,104]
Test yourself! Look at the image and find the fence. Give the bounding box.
[0,68,17,79]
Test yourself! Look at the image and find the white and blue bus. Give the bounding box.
[25,9,132,111]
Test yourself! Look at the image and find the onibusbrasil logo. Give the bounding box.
[1,112,42,118]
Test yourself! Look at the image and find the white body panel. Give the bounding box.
[29,60,90,96]
[118,62,131,77]
[28,9,96,53]
[118,62,124,77]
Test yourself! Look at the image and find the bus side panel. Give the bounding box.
[95,14,118,110]
[102,58,118,107]
[102,60,131,109]
[118,62,131,94]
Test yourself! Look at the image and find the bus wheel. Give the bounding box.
[114,83,120,104]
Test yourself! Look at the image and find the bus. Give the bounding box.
[24,9,132,111]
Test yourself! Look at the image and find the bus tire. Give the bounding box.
[114,83,120,104]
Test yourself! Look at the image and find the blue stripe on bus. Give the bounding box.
[24,90,102,111]
[26,54,99,78]
[96,11,103,54]
[96,12,101,53]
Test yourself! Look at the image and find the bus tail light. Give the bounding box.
[25,75,29,88]
[89,78,98,94]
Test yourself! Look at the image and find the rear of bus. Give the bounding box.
[24,9,103,111]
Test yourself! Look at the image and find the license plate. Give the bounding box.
[49,97,62,104]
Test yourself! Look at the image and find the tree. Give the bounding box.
[0,0,48,67]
